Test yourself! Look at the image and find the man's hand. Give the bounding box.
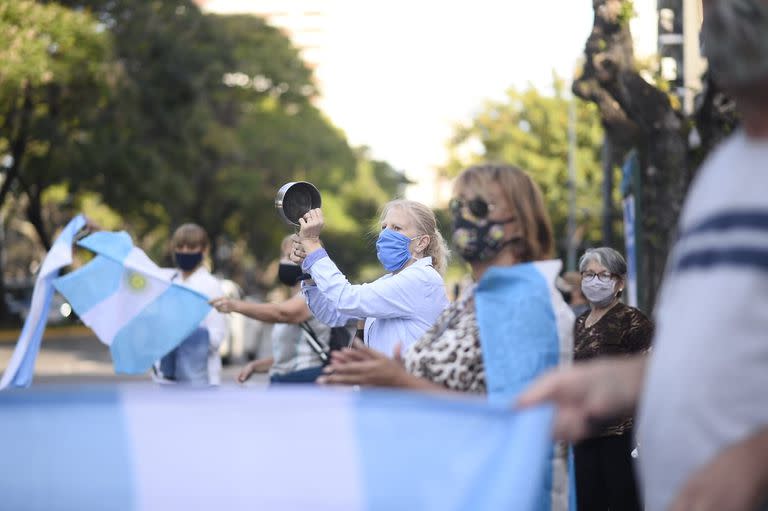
[210,297,239,314]
[670,430,768,511]
[317,341,409,387]
[516,356,647,442]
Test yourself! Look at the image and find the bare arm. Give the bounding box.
[670,427,768,511]
[517,354,648,442]
[210,294,312,324]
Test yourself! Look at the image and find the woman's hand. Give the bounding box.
[317,341,410,387]
[298,208,324,241]
[210,296,239,314]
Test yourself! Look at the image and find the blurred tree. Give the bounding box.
[574,0,737,311]
[0,0,111,320]
[1,2,405,298]
[0,0,111,247]
[442,78,608,261]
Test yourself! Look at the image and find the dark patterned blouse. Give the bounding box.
[574,302,653,437]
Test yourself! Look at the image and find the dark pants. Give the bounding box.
[574,431,641,511]
[269,365,325,384]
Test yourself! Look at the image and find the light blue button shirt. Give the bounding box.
[301,252,448,356]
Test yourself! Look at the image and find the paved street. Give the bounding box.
[0,329,270,387]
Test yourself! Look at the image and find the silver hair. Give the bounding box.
[578,247,628,277]
[701,0,768,86]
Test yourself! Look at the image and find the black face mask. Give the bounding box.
[174,252,203,272]
[278,263,304,286]
[451,211,517,262]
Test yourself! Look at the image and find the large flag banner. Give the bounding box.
[0,215,87,390]
[475,259,575,511]
[53,231,211,374]
[0,385,554,511]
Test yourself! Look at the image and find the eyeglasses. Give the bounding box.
[581,271,615,283]
[449,197,496,219]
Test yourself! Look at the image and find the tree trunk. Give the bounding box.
[22,182,52,251]
[574,0,693,312]
[0,83,33,209]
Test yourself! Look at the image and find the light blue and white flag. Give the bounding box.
[53,231,211,374]
[475,259,576,511]
[0,385,555,511]
[0,215,87,390]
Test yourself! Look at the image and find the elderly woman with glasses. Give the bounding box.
[572,247,653,511]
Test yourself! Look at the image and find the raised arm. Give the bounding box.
[301,281,361,327]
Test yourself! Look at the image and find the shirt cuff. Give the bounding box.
[302,248,328,272]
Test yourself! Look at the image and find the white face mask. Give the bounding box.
[581,278,617,307]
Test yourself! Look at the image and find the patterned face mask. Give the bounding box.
[451,210,517,262]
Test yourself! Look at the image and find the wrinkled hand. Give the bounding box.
[298,208,324,241]
[210,296,238,314]
[670,433,768,511]
[290,238,307,266]
[516,356,646,442]
[317,341,409,387]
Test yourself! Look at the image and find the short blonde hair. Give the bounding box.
[453,163,554,262]
[171,223,209,250]
[380,199,450,275]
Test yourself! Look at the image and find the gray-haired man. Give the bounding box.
[520,1,768,510]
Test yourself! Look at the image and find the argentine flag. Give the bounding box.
[475,260,576,511]
[53,231,211,374]
[0,385,555,511]
[0,215,87,389]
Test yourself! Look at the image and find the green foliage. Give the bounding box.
[443,77,609,257]
[618,0,636,26]
[1,1,406,290]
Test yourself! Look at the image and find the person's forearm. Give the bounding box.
[621,354,649,412]
[233,301,292,323]
[301,238,323,255]
[746,428,768,498]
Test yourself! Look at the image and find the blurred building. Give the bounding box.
[194,0,333,96]
[632,0,706,114]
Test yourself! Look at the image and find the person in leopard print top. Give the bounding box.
[316,163,575,511]
[317,163,569,395]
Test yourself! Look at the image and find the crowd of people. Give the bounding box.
[149,1,768,509]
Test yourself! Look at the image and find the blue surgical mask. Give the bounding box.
[376,229,417,272]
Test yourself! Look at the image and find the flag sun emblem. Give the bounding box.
[126,272,147,291]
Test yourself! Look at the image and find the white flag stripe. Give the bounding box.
[122,389,364,510]
[81,268,170,346]
[122,247,176,283]
[0,215,86,389]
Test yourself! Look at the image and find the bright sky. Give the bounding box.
[204,0,595,204]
